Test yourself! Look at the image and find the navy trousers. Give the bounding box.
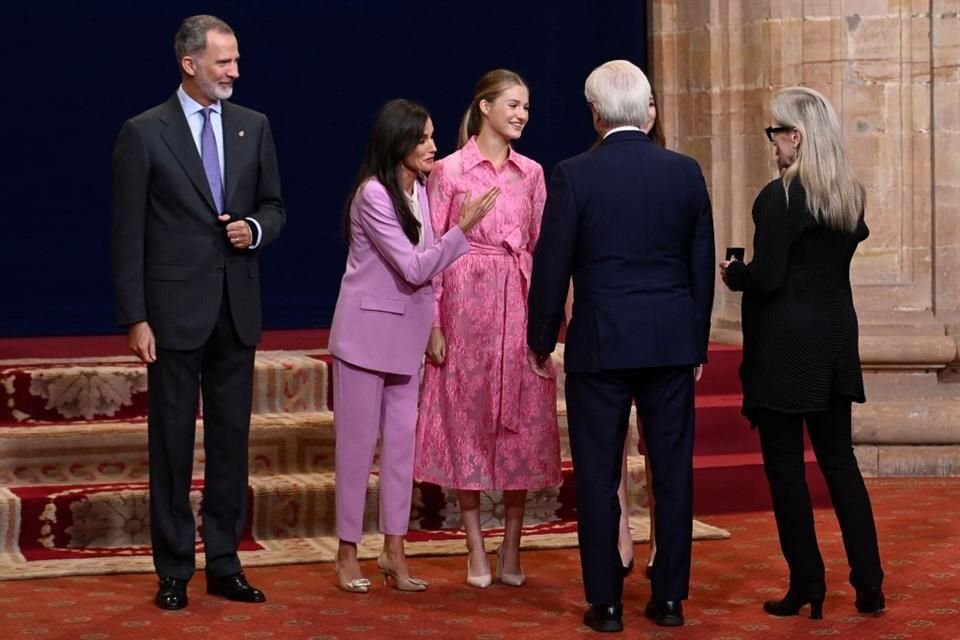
[566,365,695,606]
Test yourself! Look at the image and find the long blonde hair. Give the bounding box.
[458,69,527,148]
[771,86,864,232]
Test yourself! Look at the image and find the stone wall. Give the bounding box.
[648,0,960,475]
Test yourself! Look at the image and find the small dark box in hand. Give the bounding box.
[725,247,745,262]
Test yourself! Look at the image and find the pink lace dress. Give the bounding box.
[414,137,562,491]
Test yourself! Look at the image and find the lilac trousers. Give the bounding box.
[333,357,419,542]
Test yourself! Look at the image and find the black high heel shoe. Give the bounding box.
[855,588,885,614]
[763,591,825,620]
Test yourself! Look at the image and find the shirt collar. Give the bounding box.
[404,183,418,202]
[603,125,641,139]
[177,85,222,118]
[460,136,527,176]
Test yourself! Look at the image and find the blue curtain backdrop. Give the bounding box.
[1,1,646,337]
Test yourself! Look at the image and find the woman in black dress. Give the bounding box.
[720,86,884,620]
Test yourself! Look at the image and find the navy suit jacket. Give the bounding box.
[527,130,715,373]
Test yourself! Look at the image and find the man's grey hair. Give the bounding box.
[584,60,651,129]
[174,15,234,63]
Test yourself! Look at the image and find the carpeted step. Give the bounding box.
[693,451,830,514]
[0,410,630,486]
[0,458,651,562]
[695,343,744,396]
[0,351,333,427]
[0,412,335,486]
[693,394,756,455]
[0,397,759,485]
[0,348,578,427]
[560,392,764,459]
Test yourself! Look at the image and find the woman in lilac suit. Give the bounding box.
[329,99,498,593]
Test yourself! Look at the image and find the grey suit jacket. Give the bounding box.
[112,93,285,350]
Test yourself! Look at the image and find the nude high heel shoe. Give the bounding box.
[335,563,371,594]
[496,546,526,587]
[465,551,492,588]
[377,553,428,592]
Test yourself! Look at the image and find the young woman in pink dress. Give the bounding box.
[415,69,562,588]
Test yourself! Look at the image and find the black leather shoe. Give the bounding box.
[155,576,188,610]
[583,603,624,632]
[206,571,266,603]
[644,599,684,627]
[855,588,885,614]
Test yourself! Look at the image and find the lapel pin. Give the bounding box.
[239,130,245,137]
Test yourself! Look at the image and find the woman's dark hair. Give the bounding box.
[646,87,665,147]
[343,99,429,245]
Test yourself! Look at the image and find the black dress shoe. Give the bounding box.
[206,571,266,603]
[155,576,188,610]
[763,590,825,619]
[583,603,624,632]
[855,588,885,614]
[644,599,684,627]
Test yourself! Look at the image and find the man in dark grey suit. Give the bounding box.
[112,14,285,610]
[528,60,714,631]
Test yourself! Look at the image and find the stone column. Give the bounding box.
[932,1,960,329]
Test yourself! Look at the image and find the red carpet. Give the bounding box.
[0,478,955,639]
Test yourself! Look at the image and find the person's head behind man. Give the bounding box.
[584,60,651,136]
[175,15,239,107]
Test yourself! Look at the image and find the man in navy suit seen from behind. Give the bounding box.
[527,60,715,631]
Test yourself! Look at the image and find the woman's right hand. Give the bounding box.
[719,259,733,286]
[457,187,500,233]
[426,327,446,365]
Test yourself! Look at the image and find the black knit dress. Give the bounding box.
[725,178,868,420]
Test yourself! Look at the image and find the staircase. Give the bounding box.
[692,343,830,514]
[0,332,750,577]
[0,350,338,566]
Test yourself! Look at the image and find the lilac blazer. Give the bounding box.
[329,178,469,376]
